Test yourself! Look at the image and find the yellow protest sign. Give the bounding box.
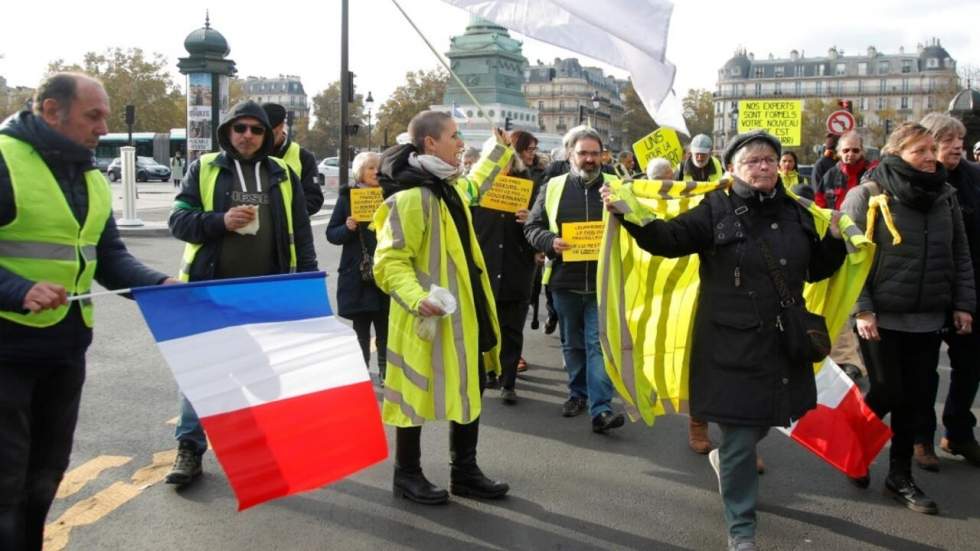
[561,221,605,262]
[737,100,802,146]
[632,128,684,171]
[350,187,383,222]
[478,175,535,213]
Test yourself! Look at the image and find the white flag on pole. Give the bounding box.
[439,0,688,134]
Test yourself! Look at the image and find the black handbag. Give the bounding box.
[357,229,374,282]
[756,237,832,364]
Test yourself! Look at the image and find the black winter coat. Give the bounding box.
[524,171,605,292]
[0,111,168,359]
[949,160,980,311]
[273,138,323,216]
[621,183,847,427]
[325,187,388,318]
[471,168,540,302]
[842,162,975,317]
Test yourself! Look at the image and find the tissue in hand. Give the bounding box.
[234,204,260,235]
[415,285,457,341]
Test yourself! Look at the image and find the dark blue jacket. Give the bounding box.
[0,111,168,359]
[325,187,387,318]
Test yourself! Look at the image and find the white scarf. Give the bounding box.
[408,152,460,181]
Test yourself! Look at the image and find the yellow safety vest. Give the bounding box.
[541,172,618,284]
[280,141,302,179]
[177,153,296,281]
[372,143,512,427]
[780,170,807,187]
[681,157,724,182]
[0,135,111,328]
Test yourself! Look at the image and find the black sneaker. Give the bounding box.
[884,473,938,514]
[592,411,625,433]
[166,440,203,486]
[561,397,587,417]
[544,316,558,335]
[501,387,518,404]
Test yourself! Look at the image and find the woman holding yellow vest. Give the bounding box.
[373,111,511,505]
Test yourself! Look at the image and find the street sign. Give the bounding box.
[826,110,856,136]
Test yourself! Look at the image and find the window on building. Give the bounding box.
[927,58,939,69]
[815,81,823,95]
[901,96,909,109]
[945,58,955,69]
[774,82,782,95]
[902,60,913,73]
[928,78,936,92]
[877,97,886,110]
[857,80,864,93]
[774,66,784,77]
[794,81,801,95]
[927,96,934,109]
[836,63,847,75]
[902,79,910,93]
[754,82,761,96]
[730,67,741,76]
[879,79,887,93]
[538,101,544,110]
[879,61,890,73]
[754,67,763,78]
[858,62,868,76]
[817,65,826,76]
[860,97,869,110]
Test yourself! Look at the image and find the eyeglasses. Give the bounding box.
[840,148,862,154]
[232,123,266,136]
[740,157,777,167]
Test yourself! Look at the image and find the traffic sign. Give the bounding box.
[826,110,856,136]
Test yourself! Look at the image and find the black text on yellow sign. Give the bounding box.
[562,221,605,262]
[737,100,802,146]
[350,187,384,222]
[632,128,684,171]
[479,175,535,213]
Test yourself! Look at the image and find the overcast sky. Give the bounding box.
[2,0,978,111]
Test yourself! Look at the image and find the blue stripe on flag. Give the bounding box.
[132,272,332,342]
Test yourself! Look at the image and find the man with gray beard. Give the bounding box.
[525,126,625,433]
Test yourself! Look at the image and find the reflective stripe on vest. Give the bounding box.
[541,172,616,284]
[178,153,297,281]
[281,141,302,179]
[0,135,111,328]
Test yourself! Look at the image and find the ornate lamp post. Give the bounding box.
[591,90,601,128]
[365,91,374,152]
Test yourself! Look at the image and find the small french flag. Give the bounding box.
[133,273,387,510]
[779,358,891,477]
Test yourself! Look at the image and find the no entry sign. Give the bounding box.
[826,110,856,136]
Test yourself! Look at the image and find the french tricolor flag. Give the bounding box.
[133,273,387,510]
[779,358,891,478]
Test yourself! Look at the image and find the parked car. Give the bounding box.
[317,157,353,190]
[106,156,172,182]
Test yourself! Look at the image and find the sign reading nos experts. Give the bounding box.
[738,100,802,146]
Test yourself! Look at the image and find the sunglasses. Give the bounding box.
[232,123,265,136]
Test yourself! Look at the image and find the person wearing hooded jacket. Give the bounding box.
[373,110,511,505]
[262,102,323,216]
[165,100,317,487]
[0,73,173,550]
[842,122,975,514]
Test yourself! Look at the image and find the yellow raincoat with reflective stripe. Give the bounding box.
[598,178,875,425]
[373,143,513,427]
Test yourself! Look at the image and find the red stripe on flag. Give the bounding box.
[200,380,387,510]
[790,385,891,478]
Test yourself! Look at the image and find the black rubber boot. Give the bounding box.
[449,418,509,499]
[392,426,448,505]
[884,459,938,514]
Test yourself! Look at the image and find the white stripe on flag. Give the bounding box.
[814,358,853,409]
[159,316,367,417]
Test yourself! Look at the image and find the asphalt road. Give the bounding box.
[45,202,980,550]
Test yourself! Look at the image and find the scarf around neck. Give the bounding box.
[875,155,948,212]
[408,152,460,181]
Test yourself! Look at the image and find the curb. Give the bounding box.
[117,222,172,238]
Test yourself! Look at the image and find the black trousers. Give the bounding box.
[350,308,389,378]
[496,299,529,391]
[0,353,86,551]
[859,328,941,471]
[916,329,980,445]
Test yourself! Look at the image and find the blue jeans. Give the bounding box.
[175,394,207,455]
[552,290,613,417]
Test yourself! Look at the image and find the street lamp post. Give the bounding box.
[365,91,374,152]
[591,90,601,128]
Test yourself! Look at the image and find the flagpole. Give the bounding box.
[389,0,495,129]
[68,288,132,302]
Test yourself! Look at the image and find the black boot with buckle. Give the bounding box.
[449,418,509,499]
[392,426,448,505]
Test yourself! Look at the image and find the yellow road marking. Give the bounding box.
[55,456,132,499]
[44,450,176,551]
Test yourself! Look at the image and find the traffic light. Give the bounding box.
[504,117,512,131]
[838,99,852,113]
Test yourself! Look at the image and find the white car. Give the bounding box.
[317,157,353,190]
